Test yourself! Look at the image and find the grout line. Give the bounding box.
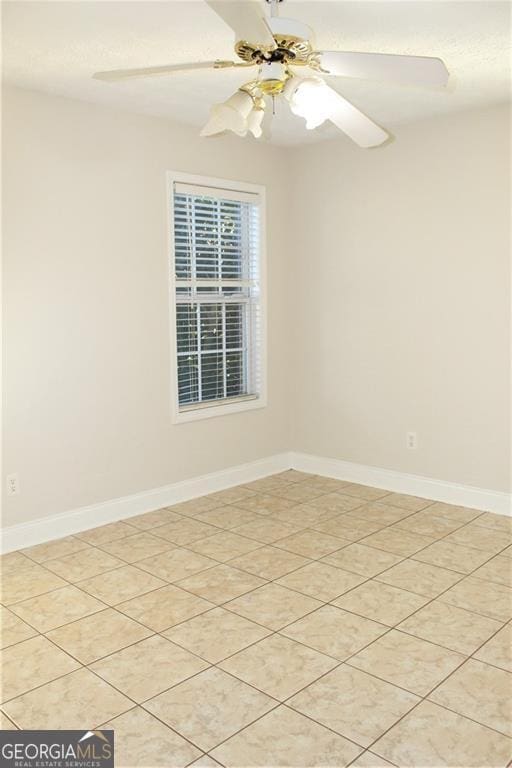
[361,616,512,760]
[3,518,509,646]
[345,749,401,768]
[0,708,19,730]
[1,474,511,755]
[420,697,512,739]
[340,590,512,751]
[127,541,509,751]
[3,631,220,760]
[3,496,509,644]
[195,506,512,748]
[93,672,218,758]
[1,625,508,751]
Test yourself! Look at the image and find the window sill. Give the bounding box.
[172,394,266,424]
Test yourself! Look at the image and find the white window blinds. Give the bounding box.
[172,181,262,411]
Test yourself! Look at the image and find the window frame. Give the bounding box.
[167,171,267,424]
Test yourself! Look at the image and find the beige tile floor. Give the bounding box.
[1,470,512,767]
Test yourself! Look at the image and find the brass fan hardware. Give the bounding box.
[93,0,450,148]
[235,35,313,66]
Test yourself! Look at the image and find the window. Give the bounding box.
[168,172,266,423]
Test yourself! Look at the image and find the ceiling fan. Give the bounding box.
[93,0,450,148]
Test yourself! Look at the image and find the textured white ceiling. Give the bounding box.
[2,0,511,146]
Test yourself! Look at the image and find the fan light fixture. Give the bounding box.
[258,61,288,94]
[285,77,334,129]
[201,89,266,138]
[93,0,450,149]
[201,90,253,137]
[246,103,266,138]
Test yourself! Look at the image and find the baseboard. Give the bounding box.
[291,451,511,517]
[0,452,292,554]
[3,449,509,554]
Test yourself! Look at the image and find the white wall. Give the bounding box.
[2,86,292,526]
[288,105,511,493]
[3,89,510,532]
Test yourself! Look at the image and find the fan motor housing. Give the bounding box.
[235,17,314,66]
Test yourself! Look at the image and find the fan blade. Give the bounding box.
[325,85,389,148]
[204,0,275,47]
[93,60,239,81]
[316,51,449,88]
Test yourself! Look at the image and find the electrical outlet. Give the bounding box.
[6,473,20,496]
[406,432,417,450]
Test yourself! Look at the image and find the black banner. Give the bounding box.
[0,730,114,768]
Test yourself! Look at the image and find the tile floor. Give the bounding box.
[1,470,511,767]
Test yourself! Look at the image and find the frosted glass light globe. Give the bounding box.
[201,90,255,137]
[286,77,334,130]
[247,107,265,138]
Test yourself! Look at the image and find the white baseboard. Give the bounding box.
[2,450,509,554]
[291,452,511,517]
[0,452,292,554]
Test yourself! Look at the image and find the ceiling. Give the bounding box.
[2,0,511,146]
